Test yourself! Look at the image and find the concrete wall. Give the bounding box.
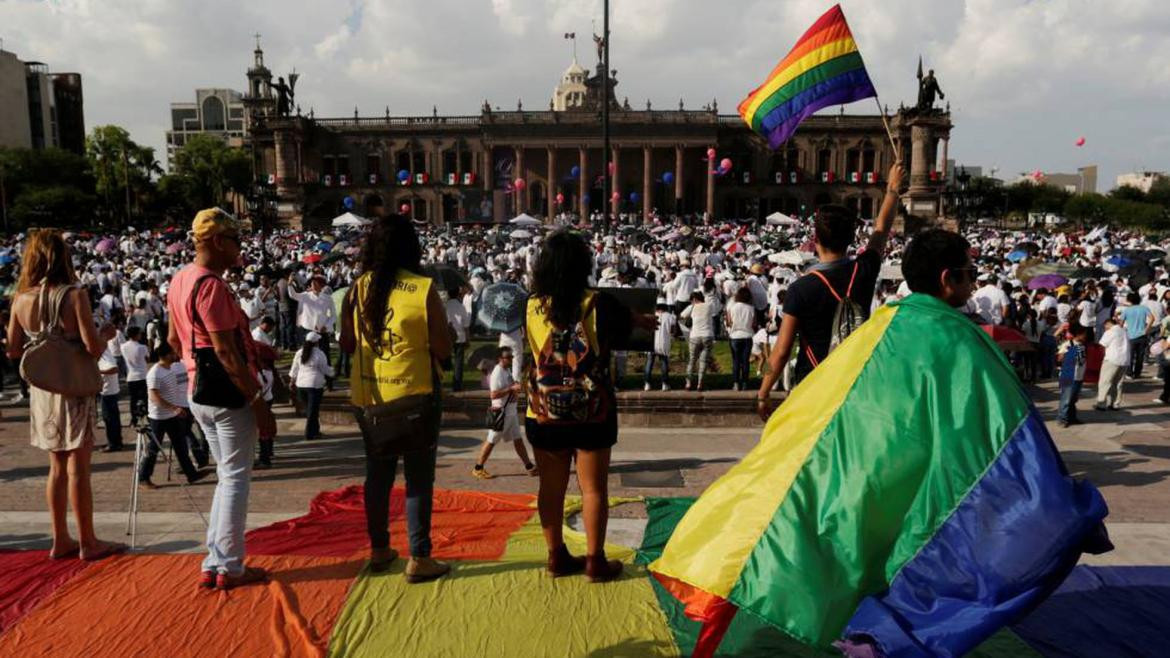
[0,50,32,149]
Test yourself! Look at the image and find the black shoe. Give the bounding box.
[101,444,122,453]
[187,469,212,484]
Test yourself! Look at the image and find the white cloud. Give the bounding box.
[0,0,1165,187]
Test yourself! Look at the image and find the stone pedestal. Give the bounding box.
[271,118,306,226]
[892,109,951,228]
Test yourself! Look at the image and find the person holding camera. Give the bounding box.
[138,342,211,489]
[166,209,276,590]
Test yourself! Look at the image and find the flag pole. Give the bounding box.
[873,96,900,162]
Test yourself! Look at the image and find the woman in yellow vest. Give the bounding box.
[526,230,637,583]
[339,216,453,582]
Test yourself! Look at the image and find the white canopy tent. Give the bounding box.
[765,212,800,226]
[331,212,370,228]
[508,213,542,227]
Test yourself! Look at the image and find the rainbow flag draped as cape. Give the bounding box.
[738,4,877,148]
[650,294,1111,656]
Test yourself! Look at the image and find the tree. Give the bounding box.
[85,125,160,225]
[9,186,97,226]
[173,135,252,208]
[1109,185,1147,203]
[0,146,97,228]
[1064,192,1108,224]
[1147,177,1170,209]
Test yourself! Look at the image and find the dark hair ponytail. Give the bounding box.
[358,215,423,350]
[530,230,593,328]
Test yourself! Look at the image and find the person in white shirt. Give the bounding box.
[445,285,472,392]
[725,287,758,391]
[98,352,123,452]
[288,274,336,363]
[498,326,525,383]
[1096,316,1130,410]
[971,276,1010,325]
[251,316,277,347]
[238,283,265,330]
[472,348,537,480]
[289,331,334,441]
[679,291,716,391]
[121,326,151,427]
[643,302,678,391]
[138,343,209,488]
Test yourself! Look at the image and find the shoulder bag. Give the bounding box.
[189,274,248,409]
[20,282,102,397]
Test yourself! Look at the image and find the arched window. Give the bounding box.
[202,96,226,131]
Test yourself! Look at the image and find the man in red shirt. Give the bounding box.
[167,208,276,590]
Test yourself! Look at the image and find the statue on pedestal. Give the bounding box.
[272,77,291,117]
[916,57,945,113]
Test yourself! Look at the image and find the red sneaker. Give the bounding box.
[215,566,269,590]
[199,570,216,589]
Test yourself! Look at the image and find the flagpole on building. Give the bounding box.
[602,0,611,228]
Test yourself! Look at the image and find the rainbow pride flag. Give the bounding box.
[738,4,878,148]
[650,294,1112,656]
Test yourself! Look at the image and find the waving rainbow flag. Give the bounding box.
[739,4,877,148]
[650,294,1111,656]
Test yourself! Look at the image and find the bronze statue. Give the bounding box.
[917,67,944,112]
[272,76,291,117]
[593,32,606,65]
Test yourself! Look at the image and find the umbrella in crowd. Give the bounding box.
[476,282,528,333]
[423,264,470,294]
[510,230,533,240]
[661,231,682,242]
[1018,262,1078,280]
[165,243,185,255]
[302,253,323,264]
[1006,250,1030,263]
[468,344,502,372]
[1073,266,1109,279]
[1027,274,1069,290]
[982,325,1035,352]
[1015,241,1040,254]
[1104,255,1131,269]
[1119,263,1155,287]
[95,238,115,254]
[765,212,800,227]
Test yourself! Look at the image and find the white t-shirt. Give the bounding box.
[289,346,335,389]
[653,312,677,356]
[972,285,1009,325]
[726,301,756,340]
[1099,325,1130,367]
[445,298,471,344]
[489,363,516,410]
[146,362,183,420]
[121,341,150,382]
[98,354,120,396]
[251,325,275,347]
[680,302,716,339]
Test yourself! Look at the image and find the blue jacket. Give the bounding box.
[1059,343,1086,384]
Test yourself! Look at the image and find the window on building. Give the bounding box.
[412,151,426,173]
[460,151,473,174]
[337,156,350,177]
[322,156,336,177]
[845,149,861,174]
[396,152,411,174]
[366,154,381,181]
[202,96,226,131]
[817,148,832,174]
[862,148,876,173]
[443,150,457,177]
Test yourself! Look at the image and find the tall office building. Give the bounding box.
[165,88,247,171]
[0,48,82,153]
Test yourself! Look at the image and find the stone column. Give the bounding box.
[940,138,949,181]
[515,146,526,213]
[481,149,491,192]
[578,146,588,222]
[674,145,684,213]
[909,124,934,191]
[705,144,716,221]
[642,145,652,224]
[546,146,556,220]
[274,129,296,196]
[611,146,621,219]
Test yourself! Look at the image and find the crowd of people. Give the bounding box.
[2,168,1169,594]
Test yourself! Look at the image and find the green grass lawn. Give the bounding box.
[277,337,771,393]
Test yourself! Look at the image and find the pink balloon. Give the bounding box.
[399,203,410,214]
[611,192,621,201]
[706,148,716,160]
[1076,137,1086,147]
[513,178,526,190]
[607,161,616,175]
[555,193,565,204]
[720,158,732,171]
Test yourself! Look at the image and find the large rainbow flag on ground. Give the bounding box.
[650,293,1112,656]
[739,4,878,148]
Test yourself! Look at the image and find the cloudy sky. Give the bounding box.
[3,0,1167,189]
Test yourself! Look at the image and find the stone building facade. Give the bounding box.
[246,55,953,228]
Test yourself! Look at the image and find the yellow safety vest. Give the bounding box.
[349,269,434,406]
[524,291,599,420]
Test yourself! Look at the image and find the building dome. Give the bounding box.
[552,57,588,111]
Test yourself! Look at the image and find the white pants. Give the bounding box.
[1096,361,1125,408]
[486,406,523,444]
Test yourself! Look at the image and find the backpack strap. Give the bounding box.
[809,261,861,302]
[189,274,226,360]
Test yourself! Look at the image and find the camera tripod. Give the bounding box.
[124,415,208,549]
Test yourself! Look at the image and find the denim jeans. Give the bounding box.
[362,444,437,558]
[140,416,200,482]
[280,310,297,349]
[190,401,257,577]
[686,337,713,381]
[451,342,467,392]
[730,338,753,389]
[1058,381,1082,423]
[299,387,324,439]
[100,394,123,449]
[1039,335,1058,379]
[644,352,669,384]
[1128,337,1148,378]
